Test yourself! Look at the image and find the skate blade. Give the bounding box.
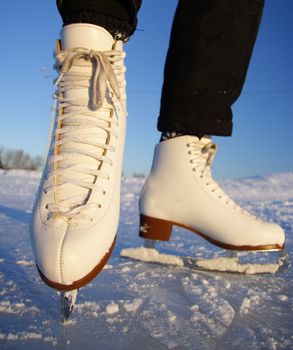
[120,244,289,275]
[60,289,78,323]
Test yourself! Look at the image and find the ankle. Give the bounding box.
[160,132,210,142]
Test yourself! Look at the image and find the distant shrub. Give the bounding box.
[132,172,146,178]
[0,146,43,171]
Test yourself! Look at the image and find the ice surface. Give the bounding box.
[0,170,292,349]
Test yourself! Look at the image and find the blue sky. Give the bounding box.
[0,0,292,178]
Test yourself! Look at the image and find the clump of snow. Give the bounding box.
[16,259,34,266]
[43,336,57,345]
[75,301,100,314]
[0,300,38,315]
[195,256,282,274]
[63,319,77,326]
[121,247,285,274]
[106,303,119,314]
[190,305,200,312]
[123,299,142,313]
[240,293,261,316]
[0,332,42,341]
[103,264,113,270]
[121,266,131,273]
[120,247,184,267]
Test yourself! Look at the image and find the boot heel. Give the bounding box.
[139,214,172,241]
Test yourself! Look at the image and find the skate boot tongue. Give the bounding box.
[61,24,114,51]
[49,24,124,219]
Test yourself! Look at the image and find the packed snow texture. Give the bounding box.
[0,169,292,350]
[120,247,287,274]
[121,247,184,267]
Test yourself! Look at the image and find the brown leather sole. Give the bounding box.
[139,214,284,252]
[36,237,116,291]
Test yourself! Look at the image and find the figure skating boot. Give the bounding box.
[139,136,285,251]
[120,136,287,274]
[30,24,127,296]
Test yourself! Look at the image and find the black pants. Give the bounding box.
[57,0,264,136]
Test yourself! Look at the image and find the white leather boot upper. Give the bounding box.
[139,136,285,249]
[30,24,127,287]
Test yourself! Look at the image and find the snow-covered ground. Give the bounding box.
[0,169,292,350]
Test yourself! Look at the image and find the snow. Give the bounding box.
[0,169,292,349]
[123,298,142,313]
[105,303,119,315]
[16,260,34,266]
[0,332,42,341]
[120,247,287,274]
[121,247,184,267]
[194,256,283,274]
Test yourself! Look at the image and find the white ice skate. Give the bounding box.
[121,136,287,274]
[30,24,127,319]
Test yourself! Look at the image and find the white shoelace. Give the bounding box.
[187,139,258,218]
[44,47,126,220]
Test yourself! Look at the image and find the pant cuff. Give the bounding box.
[61,10,137,41]
[157,116,233,137]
